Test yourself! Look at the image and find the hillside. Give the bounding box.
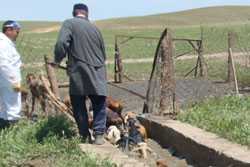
[0,21,60,32]
[1,6,250,32]
[95,6,250,29]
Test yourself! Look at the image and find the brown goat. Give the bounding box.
[26,73,48,118]
[156,159,168,167]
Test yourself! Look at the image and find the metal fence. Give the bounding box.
[18,24,250,89]
[113,32,206,83]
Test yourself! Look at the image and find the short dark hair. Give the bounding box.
[72,3,88,17]
[73,9,88,17]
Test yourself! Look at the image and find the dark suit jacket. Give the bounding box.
[54,17,107,96]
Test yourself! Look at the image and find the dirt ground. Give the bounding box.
[107,78,233,167]
[108,78,233,113]
[124,138,192,167]
[58,78,234,166]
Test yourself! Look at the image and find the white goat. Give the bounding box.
[106,125,121,145]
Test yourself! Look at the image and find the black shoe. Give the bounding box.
[0,119,10,129]
[8,120,18,125]
[80,134,93,144]
[31,114,38,122]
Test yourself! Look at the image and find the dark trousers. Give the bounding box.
[70,95,107,137]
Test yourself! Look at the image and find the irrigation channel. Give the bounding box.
[107,79,233,167]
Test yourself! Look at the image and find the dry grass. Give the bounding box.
[95,6,250,29]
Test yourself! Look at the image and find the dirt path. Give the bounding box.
[26,26,60,34]
[23,51,250,69]
[107,51,249,64]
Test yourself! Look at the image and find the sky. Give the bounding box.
[1,0,250,21]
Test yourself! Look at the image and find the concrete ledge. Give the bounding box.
[79,141,149,167]
[138,115,250,167]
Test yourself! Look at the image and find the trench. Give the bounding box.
[107,79,232,167]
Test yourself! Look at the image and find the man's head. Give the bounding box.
[72,3,88,18]
[2,20,21,41]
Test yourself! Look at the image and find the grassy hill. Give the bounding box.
[95,6,250,29]
[1,5,250,83]
[1,5,250,31]
[0,21,60,32]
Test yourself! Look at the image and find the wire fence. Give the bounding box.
[114,33,204,82]
[113,25,250,88]
[113,35,159,82]
[201,25,250,86]
[18,24,250,88]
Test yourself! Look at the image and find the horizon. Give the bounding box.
[1,5,250,22]
[1,0,250,21]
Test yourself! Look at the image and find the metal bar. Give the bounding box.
[123,73,135,82]
[57,81,146,99]
[115,34,201,42]
[174,38,201,42]
[108,82,146,100]
[47,62,67,70]
[119,37,135,45]
[58,83,69,88]
[174,50,194,59]
[184,64,198,77]
[116,35,159,40]
[188,40,199,52]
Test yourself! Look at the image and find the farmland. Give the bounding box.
[14,6,250,85]
[2,5,250,166]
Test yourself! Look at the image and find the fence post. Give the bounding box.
[114,37,123,83]
[228,48,239,95]
[44,55,60,99]
[199,27,208,78]
[159,29,178,115]
[227,32,234,83]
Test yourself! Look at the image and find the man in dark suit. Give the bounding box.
[54,3,107,145]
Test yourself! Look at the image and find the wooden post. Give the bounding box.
[197,27,208,78]
[44,55,60,99]
[194,55,200,78]
[114,40,119,83]
[114,37,123,83]
[227,32,234,83]
[159,29,178,115]
[229,48,239,95]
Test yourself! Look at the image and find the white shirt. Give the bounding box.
[0,32,22,87]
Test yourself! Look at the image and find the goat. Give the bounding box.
[106,125,121,145]
[156,159,168,167]
[25,73,48,118]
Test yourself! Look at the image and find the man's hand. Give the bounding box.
[48,62,67,70]
[12,83,21,92]
[49,62,59,68]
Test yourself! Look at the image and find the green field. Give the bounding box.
[178,96,250,147]
[2,6,250,82]
[2,5,250,164]
[11,6,250,60]
[0,116,114,166]
[7,6,249,82]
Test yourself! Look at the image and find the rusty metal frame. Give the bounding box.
[114,33,206,83]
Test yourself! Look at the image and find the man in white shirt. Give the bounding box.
[0,20,22,129]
